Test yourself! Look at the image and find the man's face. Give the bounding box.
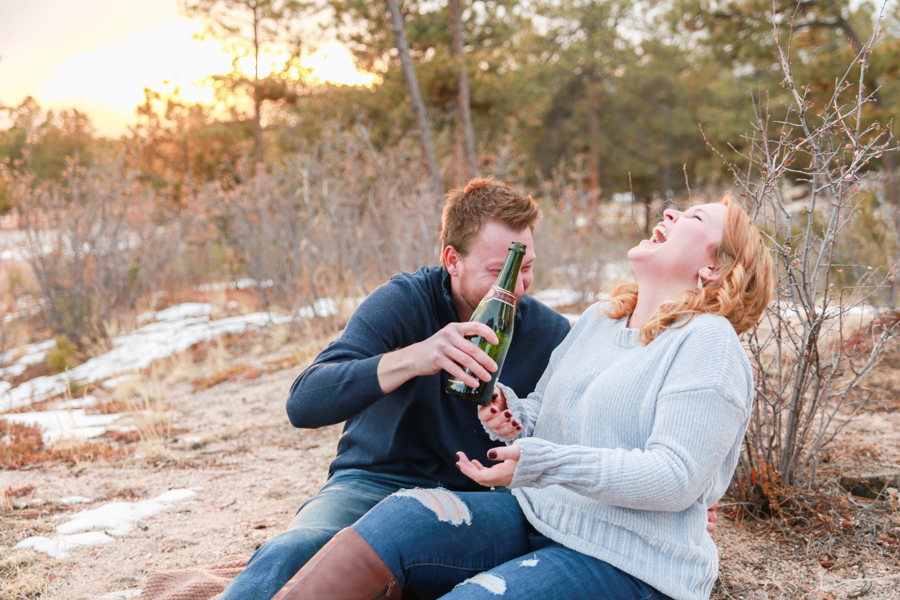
[446,221,536,320]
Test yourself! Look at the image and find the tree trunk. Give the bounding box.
[587,85,601,212]
[385,0,443,202]
[450,0,477,181]
[252,3,265,167]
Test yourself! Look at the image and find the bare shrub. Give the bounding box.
[532,164,644,303]
[709,9,900,512]
[200,126,440,311]
[14,157,182,343]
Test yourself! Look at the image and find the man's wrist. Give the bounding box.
[377,344,420,394]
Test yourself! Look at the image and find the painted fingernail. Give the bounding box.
[487,450,498,460]
[456,463,461,469]
[490,407,497,414]
[516,424,522,430]
[504,411,512,418]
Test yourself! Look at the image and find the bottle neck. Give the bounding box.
[494,247,524,295]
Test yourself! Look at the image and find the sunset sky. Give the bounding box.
[0,0,376,137]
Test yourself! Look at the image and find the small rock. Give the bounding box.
[840,471,900,499]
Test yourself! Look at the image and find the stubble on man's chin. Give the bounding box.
[460,286,482,315]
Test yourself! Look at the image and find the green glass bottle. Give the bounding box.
[446,241,526,405]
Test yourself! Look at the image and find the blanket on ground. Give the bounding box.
[138,555,249,600]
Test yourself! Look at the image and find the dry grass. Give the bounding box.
[0,420,125,469]
[0,548,60,600]
[0,501,62,600]
[713,485,900,599]
[190,353,308,392]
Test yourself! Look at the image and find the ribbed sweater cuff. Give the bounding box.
[510,437,559,488]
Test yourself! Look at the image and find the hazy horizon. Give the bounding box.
[0,0,373,137]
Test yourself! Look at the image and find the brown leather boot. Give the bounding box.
[272,528,401,600]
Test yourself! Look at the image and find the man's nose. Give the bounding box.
[515,275,527,299]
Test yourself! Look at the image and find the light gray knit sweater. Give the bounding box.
[493,302,754,600]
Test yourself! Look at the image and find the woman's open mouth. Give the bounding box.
[650,224,668,244]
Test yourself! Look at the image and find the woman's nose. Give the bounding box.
[663,209,679,221]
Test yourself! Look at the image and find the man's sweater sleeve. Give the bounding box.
[286,280,420,429]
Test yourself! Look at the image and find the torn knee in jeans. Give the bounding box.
[456,573,506,595]
[390,488,472,526]
[517,555,539,567]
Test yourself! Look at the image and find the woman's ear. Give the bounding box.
[699,265,721,283]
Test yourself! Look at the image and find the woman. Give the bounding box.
[272,197,773,600]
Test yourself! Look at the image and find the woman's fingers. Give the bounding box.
[487,443,521,461]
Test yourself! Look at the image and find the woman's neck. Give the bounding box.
[627,281,683,330]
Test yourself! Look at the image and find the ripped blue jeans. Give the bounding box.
[353,490,674,600]
[219,469,475,600]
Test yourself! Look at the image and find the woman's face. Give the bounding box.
[628,202,728,287]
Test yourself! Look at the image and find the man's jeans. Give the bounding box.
[218,469,447,600]
[354,490,675,600]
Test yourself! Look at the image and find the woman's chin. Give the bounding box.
[628,241,658,259]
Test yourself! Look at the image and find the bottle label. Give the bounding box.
[483,285,517,308]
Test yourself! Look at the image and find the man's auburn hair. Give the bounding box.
[440,177,541,267]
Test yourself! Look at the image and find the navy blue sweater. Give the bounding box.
[286,266,571,491]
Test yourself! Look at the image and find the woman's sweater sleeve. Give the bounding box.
[482,307,591,443]
[510,322,753,512]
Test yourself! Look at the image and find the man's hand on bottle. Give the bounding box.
[478,389,522,440]
[418,322,499,387]
[377,322,498,394]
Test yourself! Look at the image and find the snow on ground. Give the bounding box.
[3,408,128,443]
[0,303,293,412]
[14,489,198,558]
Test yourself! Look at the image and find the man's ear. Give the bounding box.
[444,246,462,276]
[699,265,721,282]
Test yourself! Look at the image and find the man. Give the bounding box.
[218,178,572,600]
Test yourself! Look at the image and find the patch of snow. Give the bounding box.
[15,489,197,558]
[15,531,114,559]
[97,591,142,599]
[58,496,94,505]
[532,289,584,308]
[3,410,125,443]
[102,375,141,389]
[0,305,292,411]
[58,395,98,409]
[0,340,56,378]
[153,302,212,321]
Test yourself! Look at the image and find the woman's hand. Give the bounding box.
[477,389,523,440]
[706,502,719,534]
[456,445,520,488]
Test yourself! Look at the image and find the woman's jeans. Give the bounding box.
[218,469,452,600]
[353,490,674,600]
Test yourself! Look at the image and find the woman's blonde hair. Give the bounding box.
[605,196,773,344]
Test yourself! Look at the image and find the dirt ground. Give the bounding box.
[2,339,900,600]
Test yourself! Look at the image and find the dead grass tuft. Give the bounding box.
[3,485,37,499]
[0,506,60,600]
[728,484,900,561]
[190,353,310,391]
[0,548,60,599]
[0,419,125,469]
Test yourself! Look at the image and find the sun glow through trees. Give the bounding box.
[21,21,376,136]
